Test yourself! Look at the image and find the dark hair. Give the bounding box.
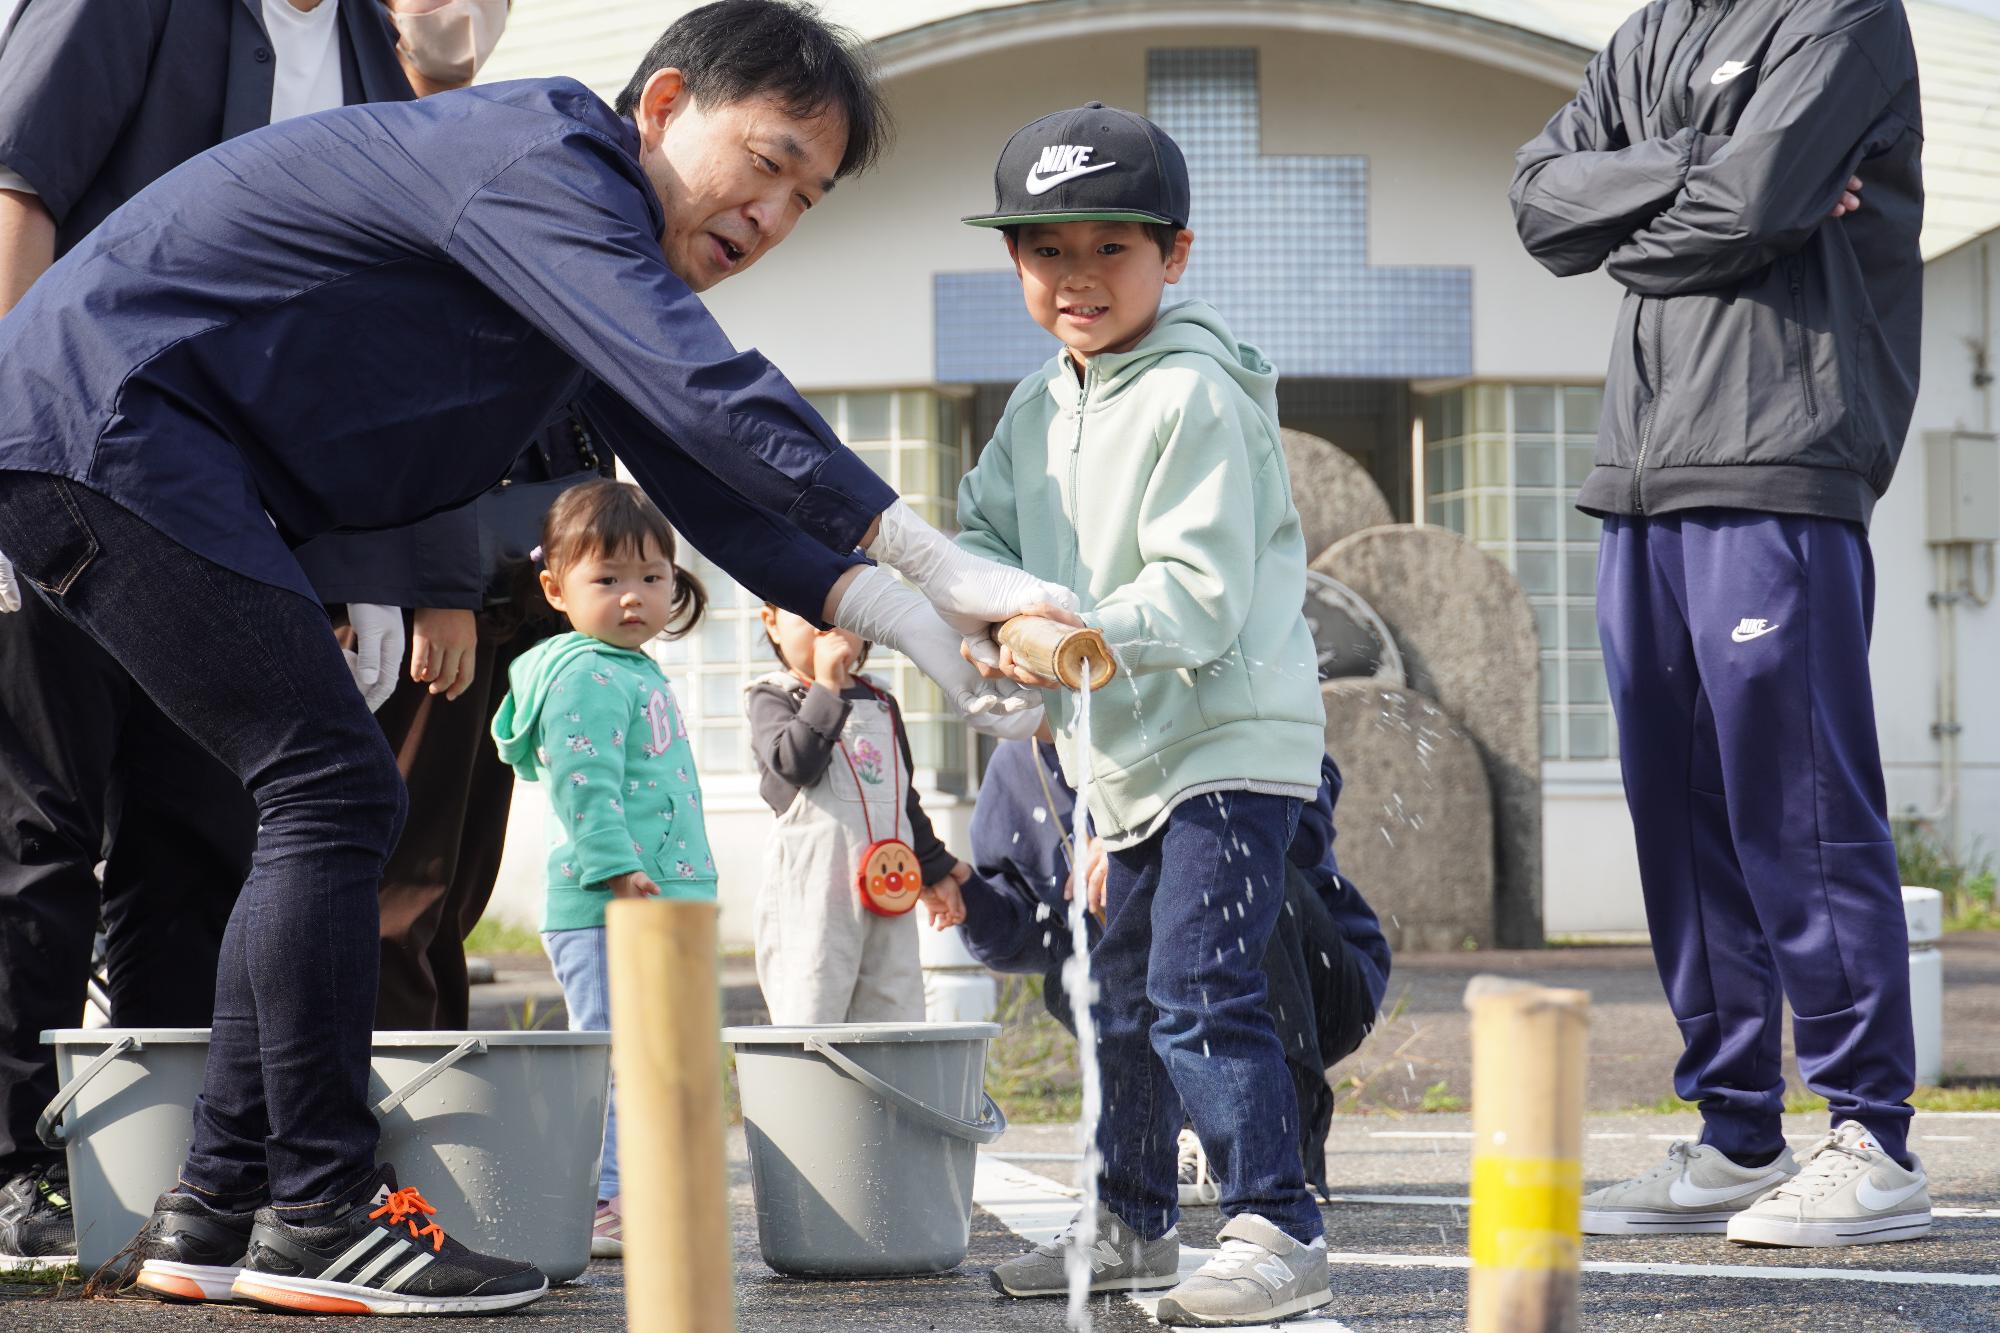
[1001,221,1181,260]
[762,601,868,675]
[541,480,706,640]
[614,0,891,180]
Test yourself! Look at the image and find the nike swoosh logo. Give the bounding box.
[1667,1170,1790,1207]
[1854,1175,1928,1212]
[1025,160,1117,195]
[1731,623,1779,643]
[1711,61,1754,85]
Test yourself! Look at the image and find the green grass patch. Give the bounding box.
[1896,823,2000,932]
[985,975,1084,1124]
[1619,1085,2000,1115]
[1420,1080,1467,1113]
[464,915,542,956]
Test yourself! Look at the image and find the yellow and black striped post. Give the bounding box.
[1464,976,1589,1333]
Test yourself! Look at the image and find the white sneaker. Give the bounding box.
[1727,1122,1931,1248]
[1177,1128,1221,1207]
[1581,1140,1797,1235]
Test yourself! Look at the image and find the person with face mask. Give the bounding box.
[0,0,1053,1313]
[0,0,507,1272]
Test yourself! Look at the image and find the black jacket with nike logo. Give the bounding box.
[1511,0,1923,527]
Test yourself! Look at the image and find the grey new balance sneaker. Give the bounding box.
[1581,1140,1798,1235]
[1727,1122,1931,1248]
[1153,1214,1331,1328]
[988,1203,1179,1298]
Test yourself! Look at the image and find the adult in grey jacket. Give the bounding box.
[1512,0,1932,1250]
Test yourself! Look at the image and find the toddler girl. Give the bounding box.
[745,604,968,1024]
[491,480,711,1260]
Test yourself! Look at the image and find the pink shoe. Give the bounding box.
[591,1198,623,1259]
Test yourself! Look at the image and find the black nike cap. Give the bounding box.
[963,101,1190,230]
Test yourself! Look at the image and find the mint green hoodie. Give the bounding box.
[956,300,1325,848]
[491,632,716,930]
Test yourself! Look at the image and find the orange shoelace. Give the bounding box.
[368,1186,447,1252]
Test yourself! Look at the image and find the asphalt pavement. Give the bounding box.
[8,936,1998,1331]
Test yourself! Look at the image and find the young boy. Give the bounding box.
[959,103,1331,1327]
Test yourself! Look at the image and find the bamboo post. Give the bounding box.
[608,899,735,1333]
[996,615,1116,690]
[1463,976,1589,1333]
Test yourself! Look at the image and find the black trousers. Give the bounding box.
[0,590,256,1175]
[369,610,542,1030]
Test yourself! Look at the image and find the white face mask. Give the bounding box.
[391,0,508,85]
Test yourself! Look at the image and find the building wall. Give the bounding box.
[1871,235,2000,861]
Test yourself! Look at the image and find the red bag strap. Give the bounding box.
[832,678,901,844]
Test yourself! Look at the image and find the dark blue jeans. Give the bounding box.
[0,473,402,1214]
[1094,791,1321,1244]
[1598,511,1914,1165]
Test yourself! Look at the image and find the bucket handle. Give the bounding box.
[801,1037,1008,1145]
[37,1035,141,1148]
[372,1037,488,1119]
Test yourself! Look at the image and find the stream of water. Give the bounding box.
[1059,659,1101,1331]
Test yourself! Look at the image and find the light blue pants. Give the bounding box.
[543,926,618,1200]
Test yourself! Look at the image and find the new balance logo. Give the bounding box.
[1730,618,1779,643]
[1251,1255,1294,1288]
[1085,1238,1127,1271]
[1025,144,1117,195]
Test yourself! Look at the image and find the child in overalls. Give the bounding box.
[745,604,969,1024]
[490,480,713,1260]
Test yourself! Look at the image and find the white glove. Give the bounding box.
[388,0,509,84]
[966,702,1047,742]
[865,501,1078,662]
[0,549,19,613]
[833,566,1039,722]
[344,604,406,713]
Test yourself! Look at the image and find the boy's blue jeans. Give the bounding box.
[543,927,618,1200]
[1095,791,1322,1244]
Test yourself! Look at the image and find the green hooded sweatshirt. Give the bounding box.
[491,632,716,931]
[956,300,1325,848]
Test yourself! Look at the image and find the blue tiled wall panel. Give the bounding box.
[934,47,1474,384]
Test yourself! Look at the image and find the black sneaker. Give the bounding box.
[0,1162,75,1267]
[229,1164,548,1315]
[130,1189,260,1302]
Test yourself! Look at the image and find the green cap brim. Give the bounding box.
[962,208,1179,228]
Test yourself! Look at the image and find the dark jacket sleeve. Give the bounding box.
[745,679,848,814]
[293,505,485,610]
[1511,37,1725,278]
[445,132,895,557]
[884,691,955,883]
[959,741,1072,974]
[1602,0,1917,296]
[574,383,864,625]
[0,0,169,223]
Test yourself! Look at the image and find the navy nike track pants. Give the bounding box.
[1597,509,1914,1165]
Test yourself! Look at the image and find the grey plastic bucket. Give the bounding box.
[39,1029,609,1282]
[724,1022,1006,1277]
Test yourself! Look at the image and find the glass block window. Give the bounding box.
[1423,384,1613,762]
[645,389,975,794]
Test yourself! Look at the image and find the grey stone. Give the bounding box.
[1314,527,1543,947]
[1321,681,1495,952]
[1283,427,1394,561]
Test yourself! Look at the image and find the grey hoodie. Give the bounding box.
[1511,0,1923,527]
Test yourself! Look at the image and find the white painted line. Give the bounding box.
[1589,1132,1637,1140]
[1321,1251,2000,1288]
[1323,1193,1471,1208]
[975,1157,1358,1331]
[988,1152,1086,1164]
[1937,1207,2000,1219]
[1368,1131,1474,1140]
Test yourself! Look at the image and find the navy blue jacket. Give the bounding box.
[0,78,888,619]
[963,744,1391,1012]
